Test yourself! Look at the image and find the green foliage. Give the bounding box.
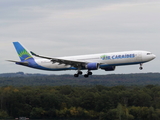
[0,85,160,119]
[1,73,160,86]
[0,110,9,119]
[30,107,46,119]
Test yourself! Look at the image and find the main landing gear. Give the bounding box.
[74,70,92,78]
[139,63,143,70]
[84,70,92,78]
[74,71,83,77]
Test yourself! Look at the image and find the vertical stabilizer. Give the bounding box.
[13,42,33,61]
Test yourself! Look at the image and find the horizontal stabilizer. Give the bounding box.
[6,60,29,66]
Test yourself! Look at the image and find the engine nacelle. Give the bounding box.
[102,66,116,71]
[86,63,99,70]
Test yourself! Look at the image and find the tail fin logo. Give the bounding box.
[13,42,33,61]
[18,49,32,60]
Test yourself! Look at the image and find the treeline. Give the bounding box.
[0,72,160,86]
[1,85,160,119]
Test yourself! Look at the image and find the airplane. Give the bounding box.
[7,42,156,78]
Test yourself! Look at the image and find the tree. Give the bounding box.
[30,107,46,119]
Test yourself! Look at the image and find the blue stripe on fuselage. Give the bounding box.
[18,59,77,71]
[17,59,148,71]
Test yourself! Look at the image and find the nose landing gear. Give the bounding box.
[139,63,143,70]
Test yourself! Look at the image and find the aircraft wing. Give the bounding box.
[30,51,87,68]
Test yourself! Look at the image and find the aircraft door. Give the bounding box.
[136,52,142,62]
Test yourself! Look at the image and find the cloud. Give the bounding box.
[0,0,160,74]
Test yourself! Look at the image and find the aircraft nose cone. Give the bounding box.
[152,54,156,59]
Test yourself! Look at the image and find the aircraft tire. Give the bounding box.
[139,67,143,70]
[74,74,79,77]
[88,72,92,75]
[78,71,83,75]
[84,74,89,78]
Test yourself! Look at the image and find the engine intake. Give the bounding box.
[86,63,99,70]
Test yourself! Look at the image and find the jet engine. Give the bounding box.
[102,66,116,71]
[86,63,99,70]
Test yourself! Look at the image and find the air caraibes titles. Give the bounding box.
[101,54,135,60]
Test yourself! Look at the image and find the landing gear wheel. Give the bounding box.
[84,74,89,78]
[74,74,79,77]
[88,72,92,75]
[139,67,143,70]
[78,71,83,75]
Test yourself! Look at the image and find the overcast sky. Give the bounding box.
[0,0,160,75]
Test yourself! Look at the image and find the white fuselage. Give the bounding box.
[32,50,156,71]
[11,41,156,77]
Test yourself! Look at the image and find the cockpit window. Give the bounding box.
[147,53,152,55]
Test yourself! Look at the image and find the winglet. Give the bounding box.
[30,51,41,58]
[30,51,52,59]
[30,51,37,56]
